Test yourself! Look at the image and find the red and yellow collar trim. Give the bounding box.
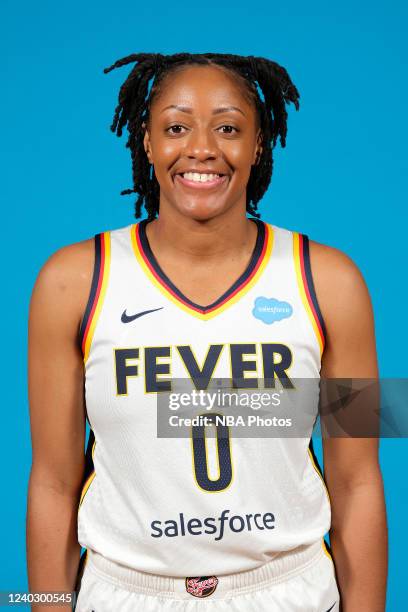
[130,219,274,320]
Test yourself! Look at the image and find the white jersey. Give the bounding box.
[76,218,332,578]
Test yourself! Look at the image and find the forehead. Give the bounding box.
[150,64,254,112]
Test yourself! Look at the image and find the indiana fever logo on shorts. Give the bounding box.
[185,575,219,598]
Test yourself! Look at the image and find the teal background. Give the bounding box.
[1,0,406,608]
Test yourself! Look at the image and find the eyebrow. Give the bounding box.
[160,104,246,117]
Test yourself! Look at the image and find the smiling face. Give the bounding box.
[143,64,263,222]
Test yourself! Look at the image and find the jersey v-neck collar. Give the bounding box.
[130,218,274,320]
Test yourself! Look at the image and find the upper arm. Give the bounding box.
[309,240,381,493]
[28,237,94,495]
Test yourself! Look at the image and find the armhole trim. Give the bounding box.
[78,232,111,363]
[308,438,330,503]
[307,439,334,563]
[78,428,96,509]
[293,232,327,357]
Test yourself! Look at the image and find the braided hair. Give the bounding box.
[103,52,300,220]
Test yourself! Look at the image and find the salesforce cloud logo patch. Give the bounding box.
[252,297,293,325]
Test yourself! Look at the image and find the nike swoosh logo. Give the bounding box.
[121,307,164,323]
[325,604,336,612]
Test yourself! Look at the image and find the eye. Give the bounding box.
[166,124,186,135]
[218,125,239,134]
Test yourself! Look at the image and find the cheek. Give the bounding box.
[149,129,179,164]
[160,141,180,158]
[153,148,178,177]
[222,139,256,172]
[151,141,178,182]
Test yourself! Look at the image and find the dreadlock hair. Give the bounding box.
[103,52,300,220]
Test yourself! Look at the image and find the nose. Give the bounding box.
[182,126,219,161]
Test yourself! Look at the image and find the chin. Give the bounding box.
[173,199,231,223]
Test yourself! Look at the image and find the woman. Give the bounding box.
[27,52,387,611]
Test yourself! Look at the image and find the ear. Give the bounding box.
[253,129,263,166]
[142,122,153,164]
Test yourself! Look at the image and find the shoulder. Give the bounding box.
[29,235,97,336]
[309,240,374,366]
[308,238,369,296]
[32,236,95,295]
[271,223,369,294]
[268,222,370,306]
[307,238,375,350]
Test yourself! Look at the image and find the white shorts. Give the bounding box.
[74,539,340,611]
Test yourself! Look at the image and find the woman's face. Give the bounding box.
[143,64,262,221]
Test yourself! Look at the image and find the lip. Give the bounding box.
[174,174,229,190]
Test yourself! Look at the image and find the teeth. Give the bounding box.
[181,172,222,182]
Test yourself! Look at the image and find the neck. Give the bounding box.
[145,206,260,263]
